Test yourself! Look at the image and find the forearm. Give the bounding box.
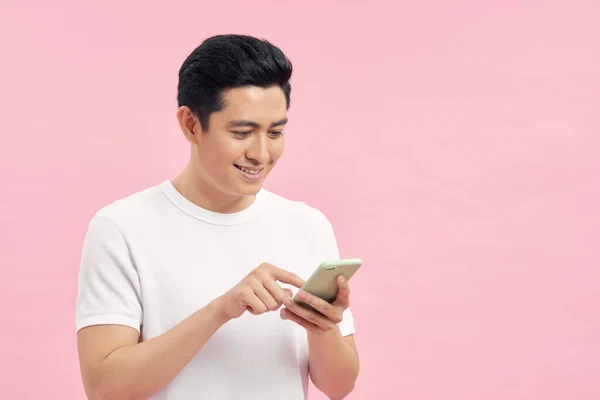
[92,299,231,400]
[308,328,359,399]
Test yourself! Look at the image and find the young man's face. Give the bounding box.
[191,85,288,198]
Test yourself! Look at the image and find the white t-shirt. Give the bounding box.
[76,180,355,399]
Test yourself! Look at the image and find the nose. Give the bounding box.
[245,134,270,165]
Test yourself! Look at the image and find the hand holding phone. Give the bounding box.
[292,258,362,310]
[280,258,362,333]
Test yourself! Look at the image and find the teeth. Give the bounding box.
[239,166,260,175]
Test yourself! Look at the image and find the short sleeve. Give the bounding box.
[318,213,356,337]
[76,215,143,333]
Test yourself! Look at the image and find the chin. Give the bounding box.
[241,184,263,196]
[230,181,263,197]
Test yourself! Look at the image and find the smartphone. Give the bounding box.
[293,258,362,310]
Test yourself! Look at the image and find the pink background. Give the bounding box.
[1,1,599,399]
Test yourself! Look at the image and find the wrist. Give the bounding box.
[308,325,342,342]
[207,296,234,325]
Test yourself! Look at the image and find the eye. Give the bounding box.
[269,131,284,138]
[233,131,252,137]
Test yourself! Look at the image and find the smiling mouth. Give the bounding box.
[234,164,264,175]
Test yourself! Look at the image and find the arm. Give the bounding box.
[280,276,359,399]
[77,215,304,400]
[308,332,359,399]
[78,297,231,400]
[77,217,305,398]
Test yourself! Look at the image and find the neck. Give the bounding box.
[171,164,255,214]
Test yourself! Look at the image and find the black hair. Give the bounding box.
[177,34,293,130]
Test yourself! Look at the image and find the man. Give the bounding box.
[76,34,359,400]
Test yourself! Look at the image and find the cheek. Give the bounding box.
[221,138,245,161]
[270,140,285,162]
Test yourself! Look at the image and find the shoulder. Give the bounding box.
[261,189,340,259]
[90,183,165,231]
[260,189,334,231]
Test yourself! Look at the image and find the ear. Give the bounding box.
[176,106,200,143]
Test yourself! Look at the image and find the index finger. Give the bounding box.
[267,264,305,288]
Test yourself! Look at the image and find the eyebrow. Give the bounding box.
[227,118,288,129]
